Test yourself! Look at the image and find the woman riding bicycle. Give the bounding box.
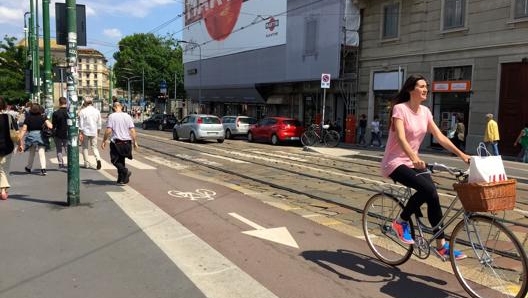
[381,74,471,260]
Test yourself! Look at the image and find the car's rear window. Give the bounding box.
[282,120,301,126]
[200,117,221,124]
[239,117,257,124]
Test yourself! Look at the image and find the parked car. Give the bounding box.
[247,117,304,145]
[221,115,257,139]
[142,114,177,131]
[172,114,225,143]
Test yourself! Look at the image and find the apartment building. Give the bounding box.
[24,38,111,108]
[358,0,528,155]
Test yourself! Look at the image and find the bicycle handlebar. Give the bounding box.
[426,162,468,179]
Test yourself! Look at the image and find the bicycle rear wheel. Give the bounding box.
[301,131,317,146]
[323,130,340,147]
[362,193,414,266]
[450,214,528,298]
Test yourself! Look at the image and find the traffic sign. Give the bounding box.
[321,73,331,89]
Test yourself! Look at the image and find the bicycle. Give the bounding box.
[362,162,528,298]
[300,123,340,147]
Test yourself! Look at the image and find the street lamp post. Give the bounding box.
[123,75,140,112]
[178,40,202,113]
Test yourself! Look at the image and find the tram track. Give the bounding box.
[135,131,528,232]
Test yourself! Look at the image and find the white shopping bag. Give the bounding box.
[468,142,507,183]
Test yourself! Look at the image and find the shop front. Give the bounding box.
[431,80,471,148]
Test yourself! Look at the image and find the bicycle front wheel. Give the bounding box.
[450,214,528,298]
[362,193,414,266]
[301,131,317,146]
[323,130,340,147]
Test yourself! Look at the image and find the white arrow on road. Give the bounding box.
[229,212,299,249]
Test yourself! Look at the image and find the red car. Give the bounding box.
[247,117,304,145]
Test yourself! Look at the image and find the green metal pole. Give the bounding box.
[66,0,80,206]
[35,0,41,103]
[42,0,53,115]
[108,66,113,112]
[29,0,36,102]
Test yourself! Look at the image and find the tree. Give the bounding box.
[0,35,27,103]
[112,33,184,101]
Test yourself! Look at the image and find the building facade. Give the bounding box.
[25,39,111,108]
[182,0,528,156]
[182,0,359,127]
[358,0,528,155]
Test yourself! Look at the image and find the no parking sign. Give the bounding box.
[321,73,331,89]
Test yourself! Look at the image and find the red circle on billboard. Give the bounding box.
[204,0,243,41]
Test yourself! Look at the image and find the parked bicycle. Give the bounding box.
[362,162,527,298]
[301,123,340,147]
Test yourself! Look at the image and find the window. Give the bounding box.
[443,0,466,30]
[514,0,528,19]
[382,2,399,39]
[304,17,318,56]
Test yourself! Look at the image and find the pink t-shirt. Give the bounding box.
[380,103,433,177]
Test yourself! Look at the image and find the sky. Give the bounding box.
[0,0,185,64]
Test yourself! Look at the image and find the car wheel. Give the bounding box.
[217,138,224,143]
[158,123,164,131]
[225,129,232,139]
[142,123,147,130]
[190,132,196,143]
[172,130,179,140]
[247,132,254,142]
[271,134,279,145]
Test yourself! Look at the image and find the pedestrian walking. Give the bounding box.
[79,98,102,169]
[19,103,52,176]
[358,114,367,146]
[451,114,465,152]
[101,102,138,185]
[484,113,500,156]
[381,74,470,259]
[370,115,382,147]
[52,96,68,168]
[514,123,528,163]
[0,97,18,200]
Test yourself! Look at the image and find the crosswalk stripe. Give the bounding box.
[48,156,156,170]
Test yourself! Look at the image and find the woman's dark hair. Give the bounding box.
[0,97,6,111]
[388,74,428,130]
[30,103,42,115]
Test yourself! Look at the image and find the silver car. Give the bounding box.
[221,115,257,139]
[172,114,225,143]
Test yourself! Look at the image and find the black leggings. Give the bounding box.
[389,165,444,239]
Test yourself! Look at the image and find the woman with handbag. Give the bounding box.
[18,103,52,176]
[0,97,19,200]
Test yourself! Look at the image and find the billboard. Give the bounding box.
[182,0,287,63]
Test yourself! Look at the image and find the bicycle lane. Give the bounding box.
[102,156,473,298]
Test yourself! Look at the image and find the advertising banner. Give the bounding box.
[183,0,287,63]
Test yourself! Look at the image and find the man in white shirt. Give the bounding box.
[101,102,138,185]
[79,98,102,169]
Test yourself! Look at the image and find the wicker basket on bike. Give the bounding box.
[453,179,517,212]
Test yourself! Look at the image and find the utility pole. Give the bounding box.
[66,0,80,206]
[35,0,41,103]
[43,0,53,116]
[108,66,113,112]
[29,0,36,102]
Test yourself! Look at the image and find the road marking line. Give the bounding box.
[99,171,278,298]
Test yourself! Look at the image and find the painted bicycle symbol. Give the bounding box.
[167,189,217,201]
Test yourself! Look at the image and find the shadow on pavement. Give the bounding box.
[301,249,465,298]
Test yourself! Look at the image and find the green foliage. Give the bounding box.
[0,35,27,103]
[113,33,184,100]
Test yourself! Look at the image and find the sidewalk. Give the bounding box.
[0,152,204,298]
